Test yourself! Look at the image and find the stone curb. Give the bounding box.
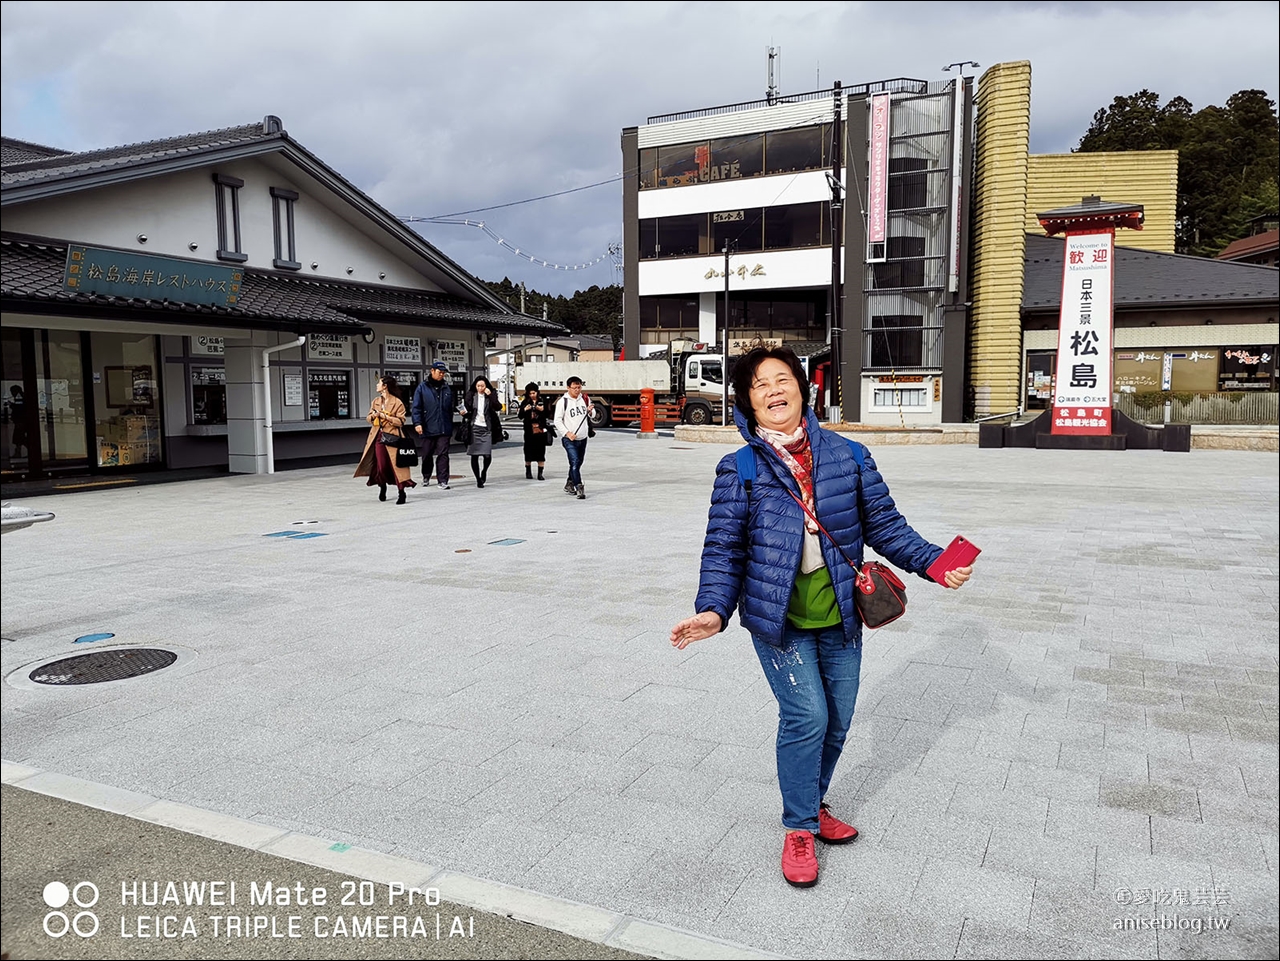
[0,760,788,961]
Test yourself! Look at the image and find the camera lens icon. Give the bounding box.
[43,881,99,938]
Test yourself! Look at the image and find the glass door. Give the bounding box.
[1,327,34,479]
[35,329,91,470]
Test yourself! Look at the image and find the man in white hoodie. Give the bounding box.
[553,376,592,500]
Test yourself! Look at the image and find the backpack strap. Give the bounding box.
[737,436,865,502]
[735,445,757,501]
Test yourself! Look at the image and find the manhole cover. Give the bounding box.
[29,649,177,686]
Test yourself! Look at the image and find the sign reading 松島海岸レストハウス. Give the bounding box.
[1052,231,1114,435]
[64,245,242,308]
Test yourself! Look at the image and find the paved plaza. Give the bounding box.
[2,432,1277,959]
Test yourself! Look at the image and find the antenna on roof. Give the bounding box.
[766,45,781,105]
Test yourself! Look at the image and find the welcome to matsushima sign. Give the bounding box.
[1036,196,1144,437]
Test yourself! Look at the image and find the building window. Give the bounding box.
[213,173,247,263]
[308,370,352,420]
[872,388,928,408]
[872,236,927,289]
[191,367,227,425]
[639,202,829,260]
[639,296,699,330]
[888,157,930,210]
[869,314,926,368]
[764,125,827,175]
[270,187,300,270]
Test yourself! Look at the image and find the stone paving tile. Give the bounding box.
[1100,778,1203,823]
[1006,761,1101,805]
[1044,797,1151,853]
[982,827,1098,886]
[947,783,1050,831]
[829,905,967,959]
[879,811,992,867]
[911,857,1036,925]
[1028,877,1158,958]
[1151,817,1271,874]
[954,919,1090,960]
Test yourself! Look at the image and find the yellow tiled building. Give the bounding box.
[968,61,1180,415]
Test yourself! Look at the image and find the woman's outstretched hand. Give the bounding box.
[944,565,973,589]
[670,611,721,649]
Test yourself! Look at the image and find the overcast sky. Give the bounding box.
[2,1,1276,297]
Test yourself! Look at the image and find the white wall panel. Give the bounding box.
[638,171,834,218]
[639,247,838,296]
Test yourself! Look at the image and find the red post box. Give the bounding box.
[639,388,656,434]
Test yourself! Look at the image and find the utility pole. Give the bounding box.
[722,241,732,426]
[828,80,844,423]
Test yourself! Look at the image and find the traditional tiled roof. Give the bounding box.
[1216,229,1279,262]
[0,136,72,166]
[1022,234,1279,312]
[1,235,563,335]
[574,334,617,351]
[1,123,274,186]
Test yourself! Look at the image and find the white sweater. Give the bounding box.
[554,393,592,439]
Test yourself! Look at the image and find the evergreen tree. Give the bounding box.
[1076,88,1279,257]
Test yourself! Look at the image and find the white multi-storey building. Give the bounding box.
[621,77,974,424]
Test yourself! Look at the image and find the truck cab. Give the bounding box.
[678,353,727,425]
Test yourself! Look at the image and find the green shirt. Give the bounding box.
[787,565,842,629]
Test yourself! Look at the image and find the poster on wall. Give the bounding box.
[1052,231,1114,435]
[436,340,467,371]
[384,337,422,365]
[307,334,353,361]
[283,373,304,407]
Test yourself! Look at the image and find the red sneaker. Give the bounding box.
[781,830,819,887]
[817,803,859,845]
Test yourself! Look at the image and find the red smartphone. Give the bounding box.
[927,535,981,585]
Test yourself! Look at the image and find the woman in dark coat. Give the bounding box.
[669,346,974,889]
[517,382,552,480]
[353,375,415,504]
[461,375,504,488]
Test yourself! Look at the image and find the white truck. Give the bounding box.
[516,340,729,426]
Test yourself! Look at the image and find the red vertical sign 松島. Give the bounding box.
[1051,231,1115,434]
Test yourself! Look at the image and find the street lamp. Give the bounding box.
[722,240,733,426]
[942,61,980,76]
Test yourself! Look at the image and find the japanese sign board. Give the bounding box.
[189,336,225,356]
[1219,346,1275,391]
[283,374,304,407]
[64,245,241,307]
[868,93,891,249]
[383,336,422,365]
[436,340,467,371]
[307,334,353,362]
[1052,231,1114,435]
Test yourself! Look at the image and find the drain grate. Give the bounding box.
[29,648,177,686]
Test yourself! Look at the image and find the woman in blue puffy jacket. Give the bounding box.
[670,346,973,888]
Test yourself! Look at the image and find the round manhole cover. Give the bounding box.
[29,648,178,686]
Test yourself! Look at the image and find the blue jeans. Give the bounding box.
[753,625,862,833]
[562,437,587,486]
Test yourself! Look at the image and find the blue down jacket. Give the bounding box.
[694,406,944,647]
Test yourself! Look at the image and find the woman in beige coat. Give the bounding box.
[354,375,416,504]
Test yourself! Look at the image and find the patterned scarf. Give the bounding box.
[757,423,825,573]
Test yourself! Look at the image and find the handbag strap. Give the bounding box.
[784,487,861,576]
